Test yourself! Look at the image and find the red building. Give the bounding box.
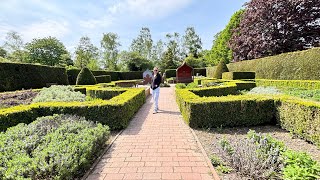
[176,61,193,83]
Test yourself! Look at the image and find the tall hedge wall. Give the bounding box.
[67,70,143,84]
[0,62,69,92]
[228,48,320,80]
[165,69,176,78]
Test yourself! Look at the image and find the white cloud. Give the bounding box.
[108,0,193,19]
[79,15,114,29]
[22,20,70,41]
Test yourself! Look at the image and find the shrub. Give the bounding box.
[32,85,86,103]
[213,61,229,79]
[0,114,110,180]
[227,48,320,80]
[222,72,255,80]
[283,88,320,102]
[0,87,145,131]
[0,62,69,92]
[175,83,187,89]
[86,87,125,100]
[165,69,176,78]
[118,71,143,80]
[186,82,198,89]
[66,69,81,85]
[76,67,97,85]
[190,84,238,97]
[95,75,111,83]
[206,66,217,78]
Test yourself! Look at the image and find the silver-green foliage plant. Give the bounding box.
[0,114,110,179]
[32,85,86,103]
[247,86,282,95]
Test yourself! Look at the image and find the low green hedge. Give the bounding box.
[190,85,238,97]
[165,69,176,78]
[0,114,110,179]
[222,72,255,80]
[0,87,145,131]
[194,68,206,76]
[256,79,320,89]
[95,75,111,83]
[86,87,125,100]
[176,87,320,146]
[0,62,69,92]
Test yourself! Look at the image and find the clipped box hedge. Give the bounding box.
[190,84,238,97]
[176,87,320,146]
[0,62,69,92]
[0,87,145,131]
[119,71,143,80]
[222,72,255,80]
[165,69,176,78]
[206,66,217,78]
[256,79,320,89]
[95,75,111,83]
[227,48,320,80]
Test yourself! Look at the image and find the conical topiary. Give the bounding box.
[213,61,229,79]
[76,67,97,85]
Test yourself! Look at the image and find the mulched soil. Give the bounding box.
[0,90,38,109]
[194,125,320,180]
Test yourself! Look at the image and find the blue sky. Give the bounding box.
[0,0,248,53]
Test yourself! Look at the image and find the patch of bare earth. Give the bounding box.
[194,125,320,180]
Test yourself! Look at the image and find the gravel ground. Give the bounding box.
[194,125,320,180]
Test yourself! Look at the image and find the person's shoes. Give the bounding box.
[153,111,157,114]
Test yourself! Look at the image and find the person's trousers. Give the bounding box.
[152,87,160,112]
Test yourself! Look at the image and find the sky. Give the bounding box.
[0,0,248,54]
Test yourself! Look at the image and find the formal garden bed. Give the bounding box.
[176,78,320,179]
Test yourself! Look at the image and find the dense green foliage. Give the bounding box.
[182,27,202,57]
[282,88,320,102]
[95,75,111,83]
[74,36,99,69]
[76,67,97,85]
[32,85,86,103]
[227,48,320,80]
[256,79,320,89]
[101,32,121,70]
[86,88,125,100]
[208,9,244,65]
[0,62,69,92]
[25,37,68,66]
[0,114,110,179]
[0,87,145,131]
[164,69,176,78]
[222,72,255,80]
[213,61,229,79]
[230,0,320,61]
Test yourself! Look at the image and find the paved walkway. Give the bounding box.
[86,87,217,180]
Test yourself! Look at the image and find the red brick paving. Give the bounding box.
[86,87,218,180]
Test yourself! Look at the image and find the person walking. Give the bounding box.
[151,67,162,114]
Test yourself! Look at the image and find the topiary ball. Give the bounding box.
[213,61,229,79]
[76,67,97,85]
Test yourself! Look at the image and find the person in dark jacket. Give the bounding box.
[151,67,162,114]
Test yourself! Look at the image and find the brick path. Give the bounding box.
[86,87,218,180]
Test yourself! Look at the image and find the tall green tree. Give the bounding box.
[208,9,244,65]
[25,36,68,66]
[74,36,99,69]
[164,32,183,65]
[3,31,26,62]
[118,51,152,71]
[130,27,153,60]
[101,32,121,70]
[182,27,202,57]
[151,39,165,67]
[160,47,177,70]
[230,0,320,61]
[0,47,7,58]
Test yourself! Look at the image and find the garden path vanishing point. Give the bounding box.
[86,86,219,180]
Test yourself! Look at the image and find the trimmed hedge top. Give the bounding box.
[76,68,97,85]
[0,62,69,92]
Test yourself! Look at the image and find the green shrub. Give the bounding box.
[186,82,198,89]
[283,88,320,101]
[194,68,206,76]
[190,84,238,97]
[175,83,187,89]
[165,69,176,78]
[86,87,125,100]
[66,69,81,85]
[76,67,97,85]
[0,62,69,92]
[206,66,217,78]
[256,79,320,89]
[33,85,85,103]
[104,71,120,81]
[0,114,110,180]
[0,87,146,131]
[95,75,111,83]
[222,72,255,80]
[119,71,143,80]
[213,61,229,79]
[227,48,320,80]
